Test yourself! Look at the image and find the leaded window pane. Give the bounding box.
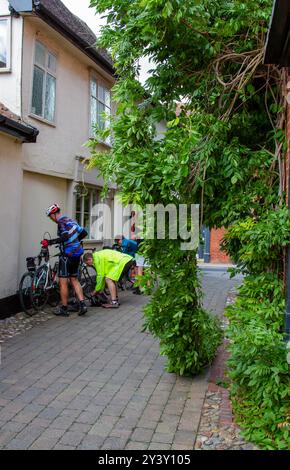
[48,52,57,73]
[91,97,97,129]
[98,85,105,102]
[90,79,111,139]
[91,80,97,98]
[31,42,57,122]
[84,193,90,214]
[44,73,56,121]
[105,89,111,107]
[98,101,105,129]
[76,212,82,226]
[83,213,90,237]
[0,19,7,69]
[35,41,46,67]
[76,195,82,213]
[92,190,98,208]
[32,66,44,116]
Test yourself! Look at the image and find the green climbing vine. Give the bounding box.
[88,0,290,448]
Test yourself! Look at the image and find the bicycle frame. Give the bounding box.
[34,260,54,291]
[31,247,59,299]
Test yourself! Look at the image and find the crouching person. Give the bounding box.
[83,249,135,309]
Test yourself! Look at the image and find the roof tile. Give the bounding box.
[38,0,113,66]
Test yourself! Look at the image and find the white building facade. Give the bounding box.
[0,0,118,315]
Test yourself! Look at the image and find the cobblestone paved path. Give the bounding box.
[0,267,239,450]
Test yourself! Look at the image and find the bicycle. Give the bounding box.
[18,256,40,316]
[118,262,136,291]
[78,252,97,300]
[29,241,61,312]
[18,242,59,315]
[77,248,113,305]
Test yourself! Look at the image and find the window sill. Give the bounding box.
[88,137,112,149]
[29,113,56,128]
[101,141,112,150]
[83,239,103,247]
[0,68,11,73]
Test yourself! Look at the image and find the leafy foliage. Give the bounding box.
[142,241,222,375]
[222,209,290,448]
[225,274,290,449]
[89,0,290,447]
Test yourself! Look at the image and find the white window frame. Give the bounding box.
[0,16,11,73]
[90,75,111,145]
[75,186,102,241]
[30,40,57,124]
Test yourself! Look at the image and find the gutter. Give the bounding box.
[0,114,39,142]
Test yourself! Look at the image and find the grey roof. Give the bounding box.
[9,0,114,74]
[38,0,113,67]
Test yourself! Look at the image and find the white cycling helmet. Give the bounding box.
[46,203,60,217]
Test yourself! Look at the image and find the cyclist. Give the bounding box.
[83,249,135,308]
[44,203,88,317]
[114,235,138,257]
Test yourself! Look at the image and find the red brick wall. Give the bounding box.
[210,228,231,264]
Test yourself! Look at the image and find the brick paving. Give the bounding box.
[195,282,258,450]
[195,338,258,450]
[207,342,233,427]
[0,267,239,450]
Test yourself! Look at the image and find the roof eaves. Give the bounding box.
[0,113,39,143]
[33,2,115,77]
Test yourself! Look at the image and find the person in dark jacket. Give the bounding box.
[44,203,88,317]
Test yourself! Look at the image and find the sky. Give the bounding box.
[62,0,105,36]
[62,0,153,84]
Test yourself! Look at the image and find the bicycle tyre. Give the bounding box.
[19,272,36,316]
[47,284,60,307]
[119,264,135,291]
[47,264,60,307]
[30,265,49,310]
[79,265,96,299]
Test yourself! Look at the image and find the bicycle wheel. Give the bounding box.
[120,263,135,290]
[47,264,60,307]
[31,265,49,310]
[19,272,36,316]
[47,284,60,307]
[79,264,96,299]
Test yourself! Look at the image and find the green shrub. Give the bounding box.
[142,242,222,375]
[89,0,289,447]
[224,220,290,449]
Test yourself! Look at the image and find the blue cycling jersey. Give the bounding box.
[57,216,84,257]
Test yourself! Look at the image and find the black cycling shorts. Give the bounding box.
[58,255,81,278]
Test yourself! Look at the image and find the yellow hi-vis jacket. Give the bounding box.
[92,249,133,292]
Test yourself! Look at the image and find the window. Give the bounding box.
[90,77,111,143]
[75,188,101,240]
[31,41,57,122]
[0,17,11,71]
